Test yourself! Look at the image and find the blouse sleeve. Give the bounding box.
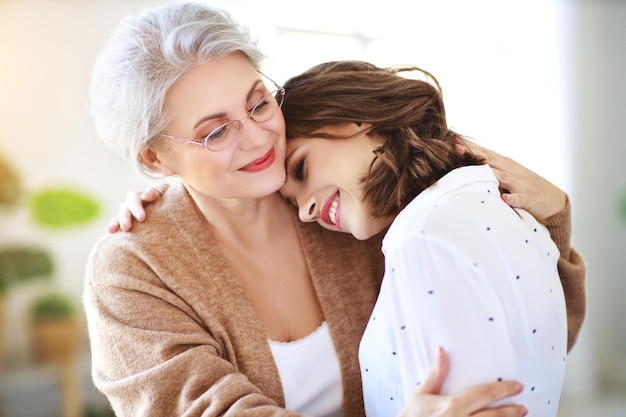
[543,195,587,351]
[384,236,519,402]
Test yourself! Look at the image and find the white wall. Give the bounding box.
[567,0,626,402]
[0,0,624,414]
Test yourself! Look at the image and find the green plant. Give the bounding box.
[0,148,99,295]
[0,247,54,294]
[30,292,76,320]
[30,188,100,228]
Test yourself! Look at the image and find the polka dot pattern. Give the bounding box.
[359,166,568,417]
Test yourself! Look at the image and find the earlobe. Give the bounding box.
[138,146,175,176]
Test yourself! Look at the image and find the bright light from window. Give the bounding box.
[212,0,570,190]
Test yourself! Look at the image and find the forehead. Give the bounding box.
[286,123,366,150]
[164,53,259,115]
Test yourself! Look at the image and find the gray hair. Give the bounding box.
[89,2,265,180]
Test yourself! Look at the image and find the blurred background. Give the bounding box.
[0,0,624,416]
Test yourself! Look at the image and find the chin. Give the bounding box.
[351,225,383,241]
[248,176,285,199]
[351,231,372,241]
[266,167,288,193]
[317,221,344,235]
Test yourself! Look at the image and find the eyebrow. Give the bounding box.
[192,79,264,130]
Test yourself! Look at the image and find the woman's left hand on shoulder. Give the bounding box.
[457,138,566,220]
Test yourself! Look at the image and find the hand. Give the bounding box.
[399,347,527,417]
[105,188,162,233]
[457,138,566,220]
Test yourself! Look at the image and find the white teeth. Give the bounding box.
[328,194,339,225]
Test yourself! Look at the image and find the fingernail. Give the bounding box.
[522,405,528,416]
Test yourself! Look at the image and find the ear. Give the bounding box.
[138,146,176,177]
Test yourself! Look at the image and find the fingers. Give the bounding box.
[402,347,526,417]
[116,191,146,232]
[402,379,526,417]
[459,140,567,219]
[117,202,134,232]
[105,189,160,234]
[105,217,121,234]
[416,347,449,395]
[126,190,148,222]
[140,188,162,203]
[456,380,524,413]
[474,404,528,417]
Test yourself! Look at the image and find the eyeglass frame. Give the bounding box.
[158,72,285,152]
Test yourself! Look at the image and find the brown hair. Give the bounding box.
[282,60,485,218]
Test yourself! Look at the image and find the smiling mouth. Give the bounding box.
[321,192,341,229]
[241,148,275,172]
[329,195,339,225]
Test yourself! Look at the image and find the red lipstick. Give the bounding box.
[320,191,341,229]
[241,148,275,173]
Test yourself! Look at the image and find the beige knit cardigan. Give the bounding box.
[84,180,585,417]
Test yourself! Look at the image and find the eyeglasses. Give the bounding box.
[159,74,285,152]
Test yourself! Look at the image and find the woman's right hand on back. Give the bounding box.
[399,347,527,417]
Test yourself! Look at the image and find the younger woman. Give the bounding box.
[279,61,573,417]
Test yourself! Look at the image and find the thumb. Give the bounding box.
[416,346,449,394]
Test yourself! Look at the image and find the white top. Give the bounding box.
[359,165,568,417]
[268,321,343,417]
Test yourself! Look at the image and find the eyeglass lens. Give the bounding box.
[205,89,284,151]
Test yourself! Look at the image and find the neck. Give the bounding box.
[186,188,293,246]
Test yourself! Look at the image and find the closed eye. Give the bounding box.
[206,124,229,142]
[294,158,305,181]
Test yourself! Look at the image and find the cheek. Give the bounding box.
[175,149,231,178]
[273,125,287,154]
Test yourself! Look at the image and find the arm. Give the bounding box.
[542,197,586,351]
[458,139,586,351]
[84,240,299,417]
[383,237,528,416]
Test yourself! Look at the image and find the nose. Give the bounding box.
[236,117,269,151]
[298,195,319,223]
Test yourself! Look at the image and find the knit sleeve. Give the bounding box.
[83,237,301,417]
[543,195,587,352]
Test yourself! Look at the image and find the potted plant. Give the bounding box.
[30,292,84,417]
[1,153,57,362]
[29,292,80,363]
[0,149,98,364]
[0,247,54,361]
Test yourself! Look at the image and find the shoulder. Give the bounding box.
[86,181,213,287]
